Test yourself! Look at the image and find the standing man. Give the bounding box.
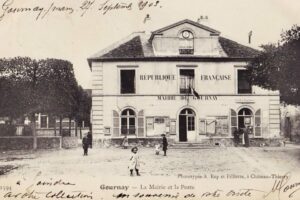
[87,131,93,148]
[244,126,251,147]
[233,128,240,147]
[162,134,168,156]
[82,134,89,156]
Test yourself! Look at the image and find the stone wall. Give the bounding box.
[98,137,284,148]
[37,137,61,149]
[0,137,33,150]
[62,137,78,149]
[0,136,62,150]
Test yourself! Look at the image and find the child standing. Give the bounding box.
[129,147,140,176]
[155,144,160,155]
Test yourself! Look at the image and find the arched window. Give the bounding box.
[238,108,253,129]
[179,30,194,55]
[179,108,195,131]
[121,109,136,135]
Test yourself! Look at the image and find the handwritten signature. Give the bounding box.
[111,174,300,200]
[263,172,300,199]
[0,0,161,21]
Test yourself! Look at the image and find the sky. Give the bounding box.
[0,0,299,88]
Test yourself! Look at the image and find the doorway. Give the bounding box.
[179,108,196,142]
[238,108,253,129]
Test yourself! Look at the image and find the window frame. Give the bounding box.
[178,30,194,55]
[179,68,195,94]
[120,109,136,135]
[236,68,252,94]
[118,66,138,95]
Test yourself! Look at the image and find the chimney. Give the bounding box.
[248,31,253,44]
[142,14,153,35]
[143,14,151,24]
[197,15,209,25]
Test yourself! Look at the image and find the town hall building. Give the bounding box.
[88,19,280,145]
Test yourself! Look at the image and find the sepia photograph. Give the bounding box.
[0,0,300,199]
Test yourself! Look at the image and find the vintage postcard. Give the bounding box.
[1,0,300,199]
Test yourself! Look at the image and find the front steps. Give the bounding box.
[169,142,218,149]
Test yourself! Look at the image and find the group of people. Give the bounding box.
[233,126,252,147]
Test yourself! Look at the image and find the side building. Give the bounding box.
[87,19,281,146]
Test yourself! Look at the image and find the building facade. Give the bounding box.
[88,19,280,144]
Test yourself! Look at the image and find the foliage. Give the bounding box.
[75,86,91,127]
[22,125,33,136]
[248,25,300,105]
[0,124,17,136]
[0,57,82,121]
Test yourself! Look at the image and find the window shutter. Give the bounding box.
[254,109,262,137]
[137,110,144,137]
[112,110,119,137]
[199,119,206,135]
[170,119,176,135]
[230,109,237,135]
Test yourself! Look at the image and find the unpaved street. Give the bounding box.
[1,145,299,178]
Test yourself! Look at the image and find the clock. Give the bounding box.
[182,30,191,39]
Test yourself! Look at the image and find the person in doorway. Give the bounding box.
[240,128,245,146]
[162,134,168,156]
[82,134,89,156]
[233,128,240,146]
[122,135,129,149]
[244,126,251,147]
[129,147,141,176]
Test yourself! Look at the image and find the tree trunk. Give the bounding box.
[54,117,57,136]
[59,116,62,136]
[75,120,78,137]
[80,126,82,139]
[69,117,71,136]
[31,113,37,150]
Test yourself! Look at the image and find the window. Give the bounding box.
[120,70,135,94]
[180,69,194,94]
[48,116,56,128]
[238,108,253,129]
[121,109,136,135]
[179,30,194,55]
[238,70,252,94]
[40,115,47,128]
[180,108,195,131]
[187,116,195,131]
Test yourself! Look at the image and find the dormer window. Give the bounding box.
[179,30,194,55]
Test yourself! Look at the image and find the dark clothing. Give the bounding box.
[162,137,168,156]
[82,137,89,155]
[233,129,240,146]
[244,129,250,147]
[87,132,92,148]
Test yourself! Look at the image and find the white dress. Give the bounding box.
[129,153,140,170]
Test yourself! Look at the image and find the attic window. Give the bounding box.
[179,30,194,55]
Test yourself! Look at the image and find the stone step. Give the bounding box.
[169,142,217,149]
[169,146,214,149]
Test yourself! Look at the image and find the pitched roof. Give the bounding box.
[219,37,260,58]
[149,19,220,41]
[101,36,144,58]
[88,20,260,65]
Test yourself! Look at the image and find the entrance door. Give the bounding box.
[179,108,196,142]
[179,115,187,141]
